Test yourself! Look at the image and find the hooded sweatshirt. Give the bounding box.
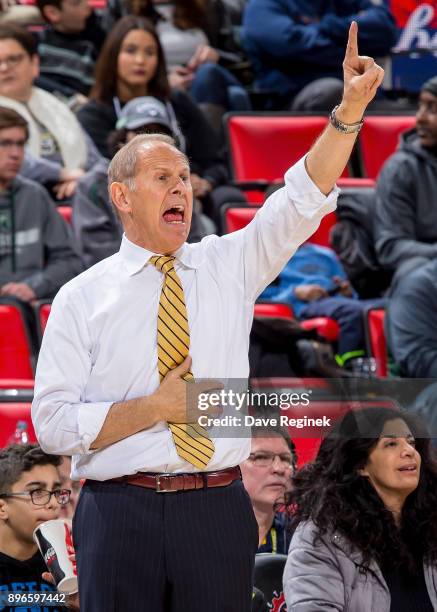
[0,176,83,298]
[375,128,437,283]
[0,550,66,612]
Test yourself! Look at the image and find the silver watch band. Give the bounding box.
[329,105,364,134]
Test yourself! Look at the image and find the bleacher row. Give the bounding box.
[0,112,409,455]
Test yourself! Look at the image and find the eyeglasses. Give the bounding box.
[0,488,71,506]
[0,53,26,69]
[0,139,26,149]
[248,452,294,469]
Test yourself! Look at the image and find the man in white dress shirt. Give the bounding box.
[31,23,384,612]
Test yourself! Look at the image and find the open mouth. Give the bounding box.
[162,205,185,225]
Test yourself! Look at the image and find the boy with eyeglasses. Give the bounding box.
[0,443,77,611]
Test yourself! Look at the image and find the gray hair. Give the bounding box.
[108,132,186,193]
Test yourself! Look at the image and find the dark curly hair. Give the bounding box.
[288,407,437,575]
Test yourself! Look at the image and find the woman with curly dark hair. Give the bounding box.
[283,406,437,611]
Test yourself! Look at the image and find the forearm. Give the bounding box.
[306,101,362,196]
[90,395,159,450]
[377,238,437,269]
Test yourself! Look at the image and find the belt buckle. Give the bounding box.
[155,473,177,493]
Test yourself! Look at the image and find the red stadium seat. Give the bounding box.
[0,379,34,389]
[57,206,72,224]
[222,206,339,341]
[36,301,52,337]
[364,308,387,377]
[308,212,337,247]
[0,403,36,447]
[301,318,340,343]
[223,206,260,233]
[254,303,293,319]
[284,399,400,464]
[225,114,349,202]
[360,115,416,179]
[294,438,321,467]
[222,205,337,248]
[21,0,106,5]
[337,178,376,189]
[0,303,34,379]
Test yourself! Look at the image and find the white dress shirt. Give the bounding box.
[32,157,338,480]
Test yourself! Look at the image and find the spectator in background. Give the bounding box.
[283,407,437,611]
[259,242,385,368]
[0,0,43,28]
[387,260,437,378]
[78,16,245,222]
[242,0,396,110]
[104,0,249,117]
[58,456,81,520]
[0,23,101,198]
[0,106,82,302]
[35,0,106,100]
[240,426,296,553]
[221,0,245,25]
[73,96,215,268]
[375,76,437,289]
[0,444,78,611]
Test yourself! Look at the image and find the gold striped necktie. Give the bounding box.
[150,255,214,469]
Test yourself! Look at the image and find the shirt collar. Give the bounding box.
[119,234,202,276]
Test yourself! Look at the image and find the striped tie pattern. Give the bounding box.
[150,255,215,469]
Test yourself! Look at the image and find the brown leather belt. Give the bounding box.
[107,466,241,493]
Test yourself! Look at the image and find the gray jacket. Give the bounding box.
[386,259,437,378]
[71,158,123,269]
[0,176,83,298]
[374,129,437,285]
[284,520,437,612]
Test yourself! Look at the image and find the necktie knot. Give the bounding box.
[149,255,175,275]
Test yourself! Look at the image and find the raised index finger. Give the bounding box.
[345,21,359,60]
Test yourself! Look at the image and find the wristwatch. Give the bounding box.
[329,105,364,134]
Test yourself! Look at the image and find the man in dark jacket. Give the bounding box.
[375,76,437,287]
[242,0,397,110]
[387,260,437,379]
[0,107,82,302]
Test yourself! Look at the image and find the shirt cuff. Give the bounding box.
[284,155,339,220]
[75,401,113,454]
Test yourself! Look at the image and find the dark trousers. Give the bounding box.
[190,62,251,111]
[300,297,386,356]
[72,478,259,612]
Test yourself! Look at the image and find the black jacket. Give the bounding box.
[0,550,66,611]
[375,129,437,283]
[77,89,228,187]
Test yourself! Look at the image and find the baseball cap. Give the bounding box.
[116,96,173,132]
